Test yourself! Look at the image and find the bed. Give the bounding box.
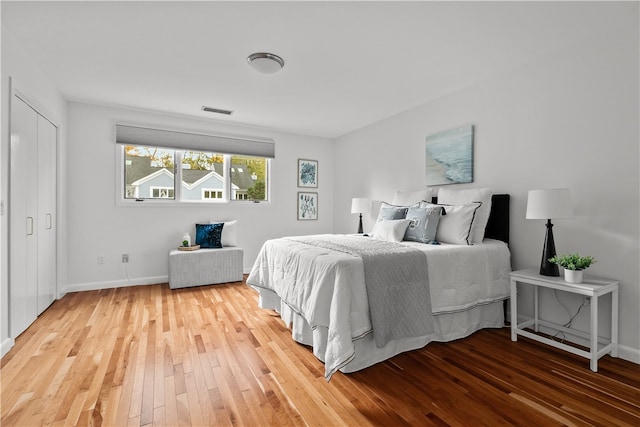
[247,192,511,380]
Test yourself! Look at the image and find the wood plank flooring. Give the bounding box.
[2,279,639,426]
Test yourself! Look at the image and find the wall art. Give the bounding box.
[297,192,318,220]
[425,125,474,186]
[298,159,318,188]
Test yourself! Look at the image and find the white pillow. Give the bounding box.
[372,219,411,242]
[392,189,433,206]
[437,188,493,243]
[422,202,481,245]
[210,220,237,246]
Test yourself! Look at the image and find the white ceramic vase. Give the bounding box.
[564,268,583,284]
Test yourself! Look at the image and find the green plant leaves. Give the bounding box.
[548,253,596,271]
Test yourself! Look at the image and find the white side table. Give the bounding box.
[510,268,619,372]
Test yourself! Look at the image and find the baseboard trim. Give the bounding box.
[61,275,168,295]
[618,344,640,364]
[1,337,15,358]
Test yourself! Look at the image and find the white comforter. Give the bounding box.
[246,235,511,379]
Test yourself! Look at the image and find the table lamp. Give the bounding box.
[351,198,371,234]
[526,188,574,276]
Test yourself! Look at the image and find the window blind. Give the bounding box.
[115,124,275,158]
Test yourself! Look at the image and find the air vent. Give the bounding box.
[201,106,234,115]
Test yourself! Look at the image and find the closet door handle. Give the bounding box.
[27,217,34,235]
[46,213,53,230]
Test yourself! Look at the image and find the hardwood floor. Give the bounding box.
[2,279,639,426]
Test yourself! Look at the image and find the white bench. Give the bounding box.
[169,247,243,289]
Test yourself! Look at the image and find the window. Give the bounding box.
[124,146,176,200]
[230,155,268,202]
[151,187,175,199]
[116,124,274,204]
[203,189,223,200]
[181,150,226,201]
[120,143,270,204]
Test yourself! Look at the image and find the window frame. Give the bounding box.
[116,144,271,206]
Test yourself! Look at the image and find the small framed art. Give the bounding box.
[297,192,318,220]
[298,159,318,188]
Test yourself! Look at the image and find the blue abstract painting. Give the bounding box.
[298,159,318,188]
[425,125,474,186]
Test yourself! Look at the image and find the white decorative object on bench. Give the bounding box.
[169,247,243,289]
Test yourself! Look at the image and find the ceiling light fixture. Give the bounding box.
[247,52,285,74]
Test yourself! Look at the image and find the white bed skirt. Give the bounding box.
[256,287,504,375]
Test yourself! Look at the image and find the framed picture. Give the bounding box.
[297,192,318,220]
[298,159,318,188]
[425,125,474,186]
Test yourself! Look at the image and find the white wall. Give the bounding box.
[1,27,67,355]
[64,102,333,292]
[333,18,639,362]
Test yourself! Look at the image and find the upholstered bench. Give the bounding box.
[168,247,243,289]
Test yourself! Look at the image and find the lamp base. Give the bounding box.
[540,219,559,276]
[357,214,364,234]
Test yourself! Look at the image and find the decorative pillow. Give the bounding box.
[195,223,224,248]
[371,202,412,233]
[422,202,481,245]
[403,206,443,243]
[372,219,412,242]
[378,202,411,220]
[210,220,237,246]
[392,189,433,206]
[437,188,493,243]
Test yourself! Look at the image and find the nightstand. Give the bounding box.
[510,268,619,372]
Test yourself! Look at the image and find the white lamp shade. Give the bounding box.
[351,198,371,214]
[526,188,574,219]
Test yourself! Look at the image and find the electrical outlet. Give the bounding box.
[98,256,105,265]
[122,253,129,263]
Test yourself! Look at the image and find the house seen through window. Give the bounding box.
[123,145,268,202]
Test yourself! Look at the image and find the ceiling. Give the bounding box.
[1,1,627,138]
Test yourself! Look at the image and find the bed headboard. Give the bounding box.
[484,194,510,245]
[432,194,510,245]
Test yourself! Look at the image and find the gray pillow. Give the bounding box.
[403,206,443,243]
[377,202,410,221]
[371,202,412,234]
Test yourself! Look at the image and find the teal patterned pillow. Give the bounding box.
[195,223,224,248]
[403,206,443,243]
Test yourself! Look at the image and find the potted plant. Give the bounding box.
[182,240,189,247]
[548,253,596,284]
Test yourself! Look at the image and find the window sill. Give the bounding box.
[116,199,271,207]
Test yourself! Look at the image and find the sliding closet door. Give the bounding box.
[9,96,39,337]
[37,115,57,314]
[10,93,58,335]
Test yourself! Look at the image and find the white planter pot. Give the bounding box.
[564,269,583,284]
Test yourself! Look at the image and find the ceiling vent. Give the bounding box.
[201,106,234,115]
